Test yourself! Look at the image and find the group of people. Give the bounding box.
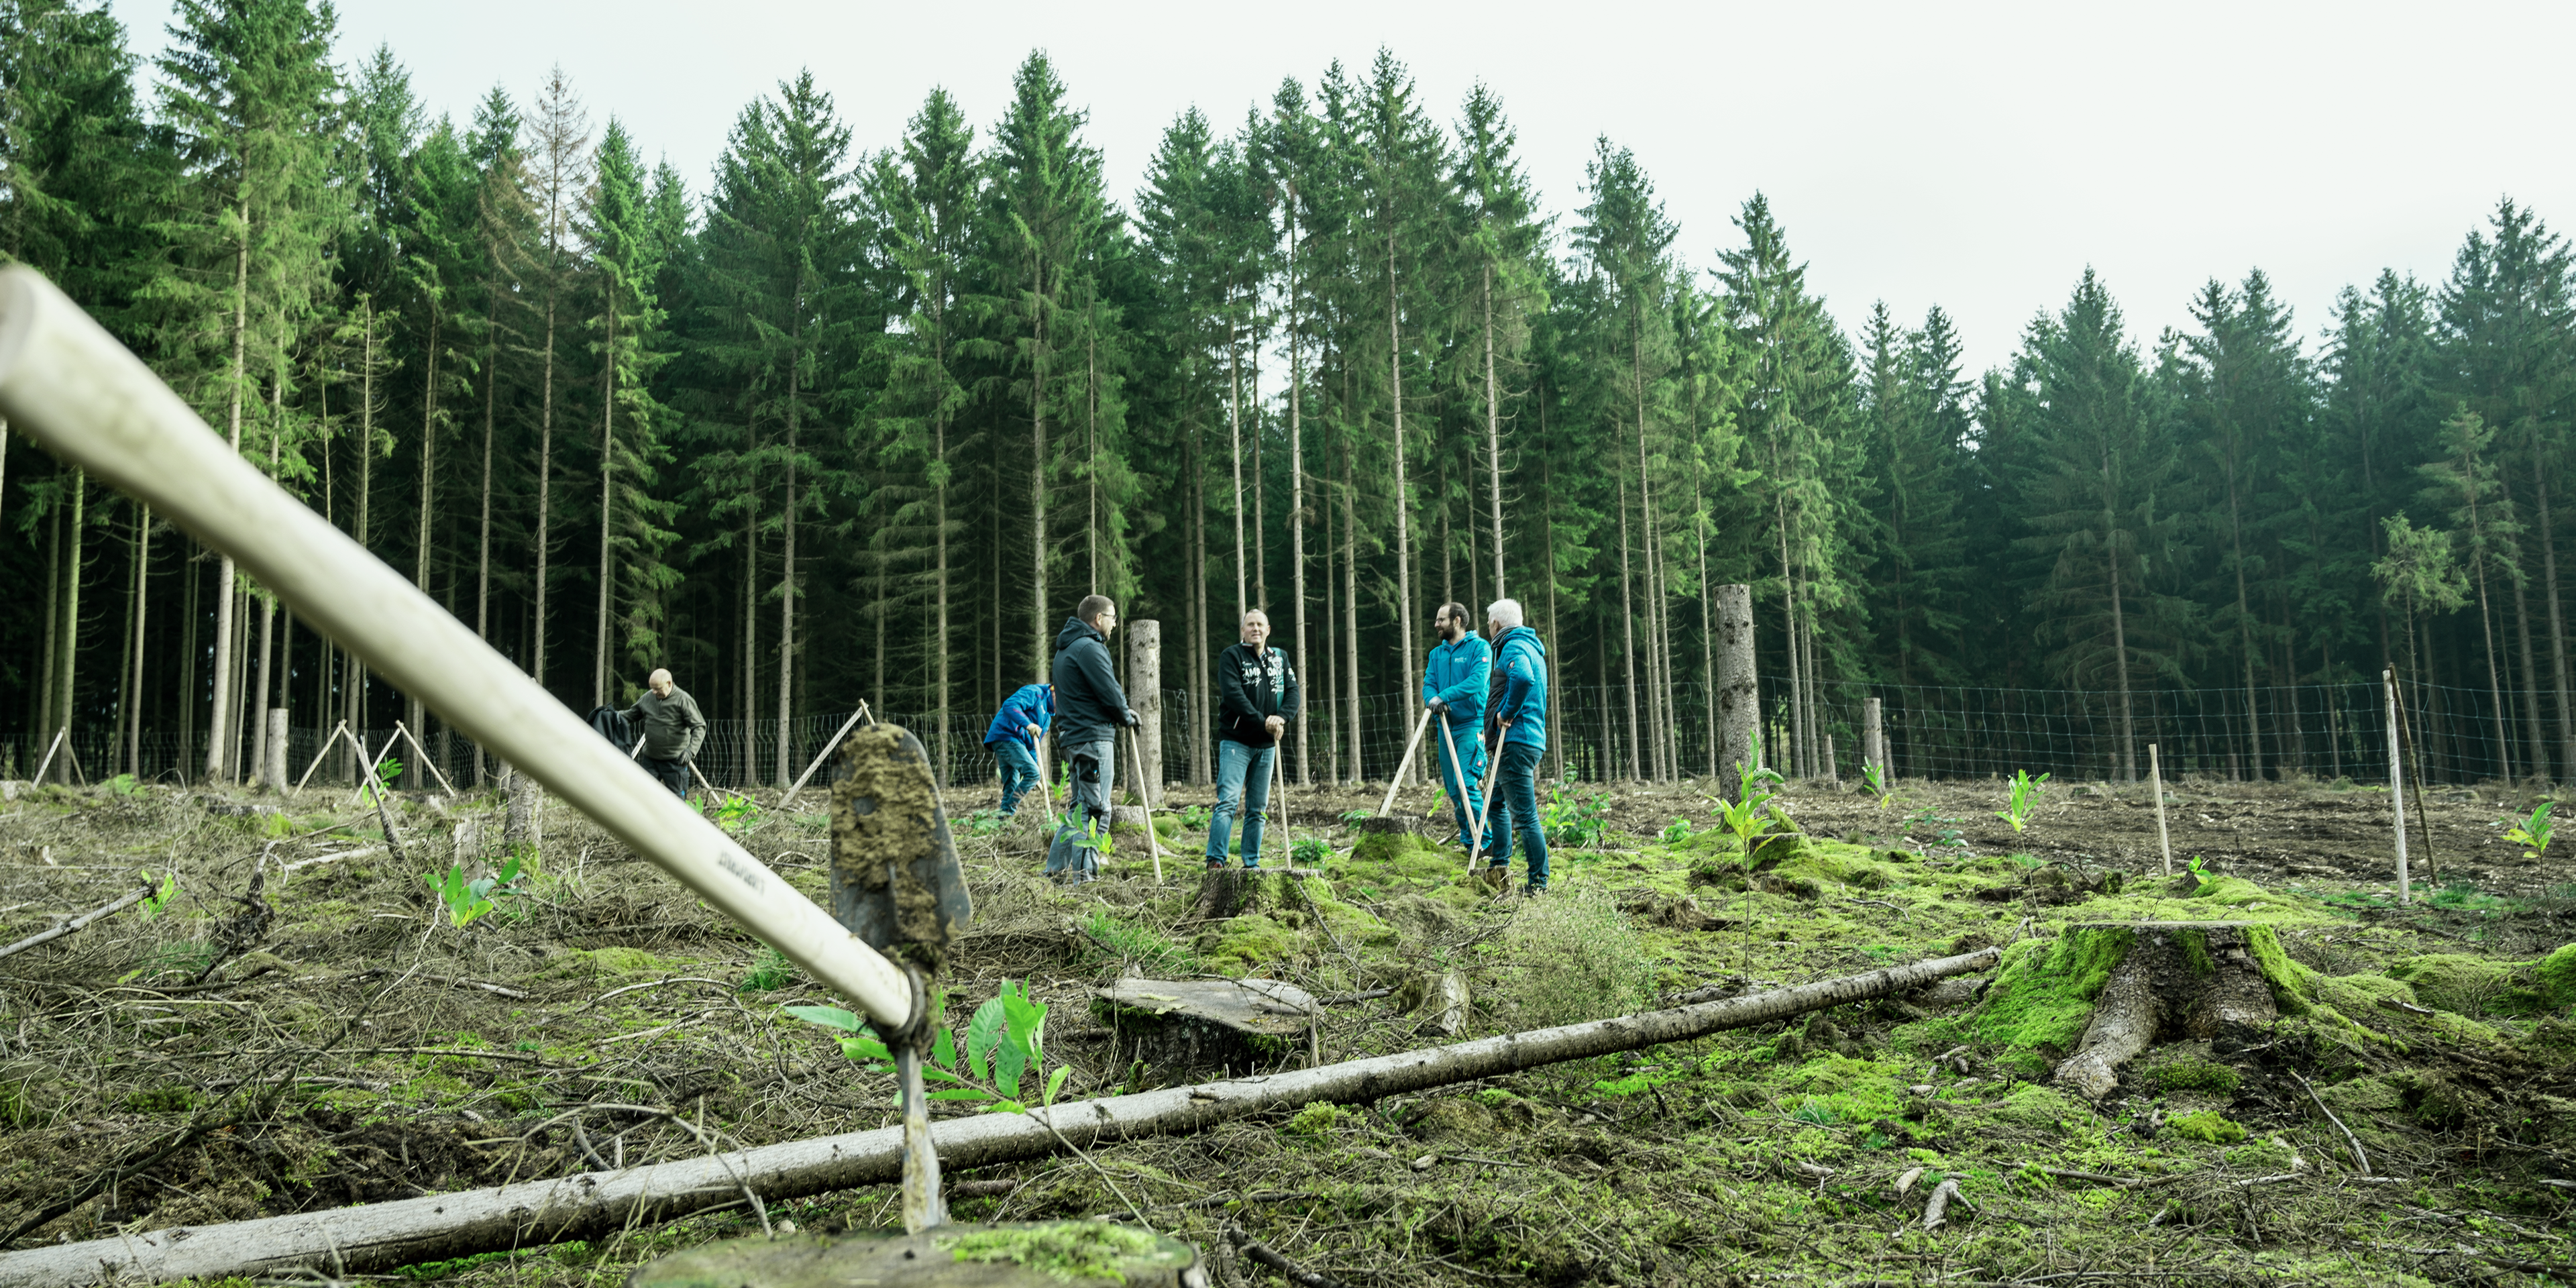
[603,592,1556,895]
[987,594,1553,894]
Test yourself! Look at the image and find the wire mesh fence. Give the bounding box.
[5,674,2562,793]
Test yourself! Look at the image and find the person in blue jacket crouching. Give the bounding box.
[983,682,1054,817]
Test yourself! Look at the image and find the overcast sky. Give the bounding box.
[107,0,2576,377]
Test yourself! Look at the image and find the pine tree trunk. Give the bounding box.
[1618,477,1640,782]
[1342,439,1361,784]
[1485,264,1505,603]
[252,384,287,785]
[742,521,756,786]
[1229,316,1246,616]
[411,314,439,777]
[36,500,58,751]
[474,284,496,784]
[1031,267,1050,684]
[534,296,554,692]
[54,474,83,778]
[778,358,799,788]
[935,409,951,788]
[1289,221,1309,786]
[180,539,196,781]
[2466,449,2513,781]
[1775,494,1800,777]
[207,203,250,783]
[2536,430,2575,780]
[1191,421,1210,786]
[127,506,148,777]
[2508,530,2547,782]
[2229,467,2261,782]
[1388,233,1416,782]
[595,301,615,709]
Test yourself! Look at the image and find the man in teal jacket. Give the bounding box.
[1481,598,1550,893]
[1419,602,1491,853]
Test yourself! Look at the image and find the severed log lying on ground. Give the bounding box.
[0,945,1996,1288]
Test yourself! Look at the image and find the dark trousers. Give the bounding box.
[643,754,691,799]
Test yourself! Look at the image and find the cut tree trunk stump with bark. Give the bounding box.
[627,1222,1202,1288]
[1095,977,1320,1077]
[2043,921,2283,1099]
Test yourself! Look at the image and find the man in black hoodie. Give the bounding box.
[1048,595,1139,846]
[1208,608,1300,869]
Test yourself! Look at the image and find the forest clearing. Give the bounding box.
[3,766,2573,1287]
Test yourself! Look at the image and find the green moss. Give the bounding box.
[1194,913,1298,975]
[938,1222,1165,1283]
[2147,1058,2241,1094]
[2242,924,2312,1014]
[2178,929,2216,977]
[2191,875,2273,907]
[2385,954,2547,1016]
[2166,1110,2247,1144]
[1969,927,2135,1055]
[1768,840,1898,892]
[1990,1084,2084,1132]
[2532,944,2576,1009]
[1284,1102,1343,1136]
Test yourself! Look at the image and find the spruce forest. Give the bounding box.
[15,5,2576,1286]
[4,0,2573,794]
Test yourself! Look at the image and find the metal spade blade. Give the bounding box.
[828,723,974,1233]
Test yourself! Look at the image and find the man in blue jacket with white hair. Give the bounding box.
[1481,598,1551,894]
[1419,601,1491,854]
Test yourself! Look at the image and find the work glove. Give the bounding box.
[1122,708,1142,730]
[1427,698,1448,716]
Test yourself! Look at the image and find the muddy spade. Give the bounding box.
[827,723,975,1234]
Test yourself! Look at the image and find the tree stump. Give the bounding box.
[1093,977,1319,1078]
[502,768,542,850]
[2045,921,2282,1099]
[627,1222,1201,1288]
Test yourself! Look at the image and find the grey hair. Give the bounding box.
[1486,598,1525,629]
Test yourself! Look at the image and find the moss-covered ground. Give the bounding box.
[3,771,2575,1285]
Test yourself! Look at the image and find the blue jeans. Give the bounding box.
[993,740,1040,816]
[1487,741,1549,890]
[1208,739,1274,867]
[1434,721,1487,846]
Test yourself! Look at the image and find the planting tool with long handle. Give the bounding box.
[0,264,918,1046]
[1122,726,1165,880]
[1437,717,1483,859]
[1471,723,1511,875]
[1375,708,1434,818]
[826,724,973,1233]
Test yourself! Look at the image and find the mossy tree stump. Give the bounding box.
[626,1223,1202,1288]
[2042,922,2284,1098]
[1093,977,1318,1077]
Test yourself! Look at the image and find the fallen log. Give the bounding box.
[0,945,1999,1287]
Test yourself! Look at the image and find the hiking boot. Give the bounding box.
[1204,857,1225,872]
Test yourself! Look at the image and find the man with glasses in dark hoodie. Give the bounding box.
[1046,594,1141,883]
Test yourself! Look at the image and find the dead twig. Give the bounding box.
[2292,1070,2370,1177]
[0,875,154,962]
[1232,1227,1340,1288]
